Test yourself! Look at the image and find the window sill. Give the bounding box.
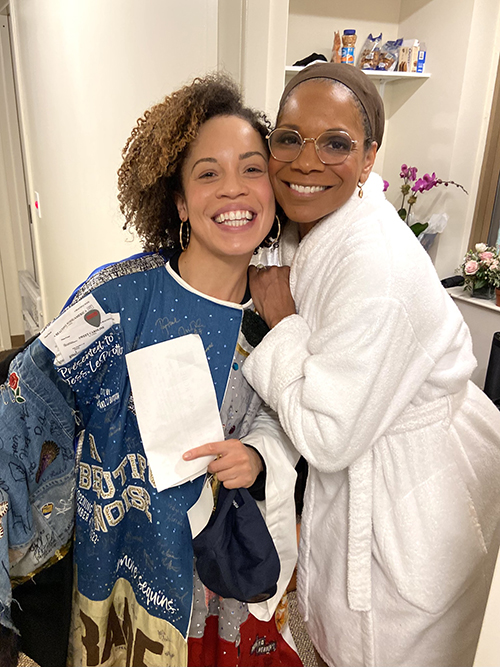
[446,285,500,312]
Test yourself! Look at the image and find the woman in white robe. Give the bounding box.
[242,62,500,667]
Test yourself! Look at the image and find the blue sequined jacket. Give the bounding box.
[0,253,298,666]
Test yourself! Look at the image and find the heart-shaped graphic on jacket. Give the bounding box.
[84,309,101,328]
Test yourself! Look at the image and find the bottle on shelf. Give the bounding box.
[341,29,357,65]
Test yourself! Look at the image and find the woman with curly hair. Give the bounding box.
[0,74,301,667]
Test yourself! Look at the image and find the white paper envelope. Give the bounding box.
[187,476,215,538]
[125,334,222,491]
[40,294,120,365]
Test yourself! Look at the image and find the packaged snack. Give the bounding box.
[331,30,341,63]
[398,39,419,72]
[376,38,403,71]
[416,42,427,72]
[357,33,382,70]
[341,29,357,65]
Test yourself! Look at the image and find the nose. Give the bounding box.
[216,171,249,198]
[292,139,324,173]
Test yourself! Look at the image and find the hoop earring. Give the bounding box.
[357,181,364,199]
[266,215,282,246]
[179,220,190,250]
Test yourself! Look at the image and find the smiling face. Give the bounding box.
[175,115,275,264]
[270,80,377,232]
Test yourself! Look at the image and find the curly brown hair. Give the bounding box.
[118,73,278,252]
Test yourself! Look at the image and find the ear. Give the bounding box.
[174,193,188,222]
[359,141,378,184]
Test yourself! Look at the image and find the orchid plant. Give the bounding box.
[384,164,468,237]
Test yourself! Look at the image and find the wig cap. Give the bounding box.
[278,62,385,148]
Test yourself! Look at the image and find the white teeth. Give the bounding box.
[214,210,254,225]
[289,183,327,194]
[222,219,247,227]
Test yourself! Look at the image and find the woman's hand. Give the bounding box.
[249,265,296,328]
[183,439,263,489]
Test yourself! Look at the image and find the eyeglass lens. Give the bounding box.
[269,129,354,165]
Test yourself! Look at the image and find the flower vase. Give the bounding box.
[496,288,500,307]
[471,283,496,300]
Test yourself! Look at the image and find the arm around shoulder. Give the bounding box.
[243,296,433,473]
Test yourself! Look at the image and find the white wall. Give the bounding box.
[285,0,500,280]
[285,0,402,178]
[218,0,244,84]
[383,0,500,278]
[218,0,289,121]
[10,0,218,322]
[242,0,289,121]
[474,547,500,666]
[8,0,500,322]
[287,0,401,66]
[449,290,500,388]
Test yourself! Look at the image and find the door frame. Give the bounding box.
[0,4,37,348]
[469,56,500,247]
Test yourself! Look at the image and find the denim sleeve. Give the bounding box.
[0,340,76,631]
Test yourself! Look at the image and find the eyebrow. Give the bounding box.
[279,124,346,133]
[191,157,217,172]
[190,151,267,173]
[239,151,267,161]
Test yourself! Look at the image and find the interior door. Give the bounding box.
[0,7,37,349]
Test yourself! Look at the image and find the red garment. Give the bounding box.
[188,613,302,667]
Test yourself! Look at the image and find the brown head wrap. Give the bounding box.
[278,62,385,149]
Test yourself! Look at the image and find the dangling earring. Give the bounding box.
[358,181,364,199]
[179,220,190,250]
[265,215,282,247]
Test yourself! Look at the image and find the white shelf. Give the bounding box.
[284,65,430,96]
[363,70,430,83]
[285,65,430,81]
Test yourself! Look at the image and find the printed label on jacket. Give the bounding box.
[40,294,120,365]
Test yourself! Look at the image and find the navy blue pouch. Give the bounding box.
[192,484,280,603]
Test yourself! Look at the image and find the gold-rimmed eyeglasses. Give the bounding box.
[267,128,358,165]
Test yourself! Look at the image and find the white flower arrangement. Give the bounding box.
[459,243,500,291]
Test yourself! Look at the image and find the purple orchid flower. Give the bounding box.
[412,172,438,193]
[391,164,468,231]
[383,180,389,192]
[400,164,417,181]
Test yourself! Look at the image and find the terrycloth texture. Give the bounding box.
[243,172,500,666]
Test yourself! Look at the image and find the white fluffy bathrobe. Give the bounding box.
[243,173,500,667]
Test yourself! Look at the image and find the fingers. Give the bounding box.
[183,440,261,489]
[182,442,220,461]
[249,265,296,329]
[182,439,242,467]
[206,460,240,487]
[207,445,250,476]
